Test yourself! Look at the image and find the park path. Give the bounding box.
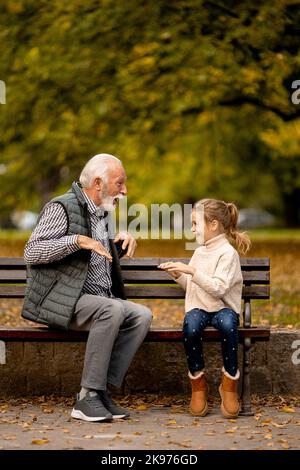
[0,395,299,450]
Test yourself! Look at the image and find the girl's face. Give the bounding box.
[191,208,221,243]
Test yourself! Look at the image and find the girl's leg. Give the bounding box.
[183,308,210,416]
[211,308,239,377]
[212,308,240,418]
[182,308,210,373]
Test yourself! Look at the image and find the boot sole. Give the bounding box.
[218,385,240,419]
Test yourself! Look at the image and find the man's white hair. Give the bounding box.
[79,153,122,188]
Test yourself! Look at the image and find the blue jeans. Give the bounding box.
[182,308,239,377]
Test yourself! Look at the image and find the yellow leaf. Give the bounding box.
[42,408,54,414]
[261,419,272,425]
[279,406,295,413]
[167,420,177,425]
[31,439,49,445]
[225,429,236,434]
[136,405,148,410]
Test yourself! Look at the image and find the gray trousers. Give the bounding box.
[69,294,152,390]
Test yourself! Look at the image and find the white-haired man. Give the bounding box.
[22,154,152,422]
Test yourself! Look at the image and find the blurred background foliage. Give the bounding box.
[0,0,300,226]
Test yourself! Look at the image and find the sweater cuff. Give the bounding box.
[175,273,188,290]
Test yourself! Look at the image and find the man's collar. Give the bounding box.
[72,182,107,218]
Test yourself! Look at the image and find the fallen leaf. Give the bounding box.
[42,408,54,414]
[279,406,295,413]
[281,443,290,449]
[168,441,191,448]
[31,439,49,445]
[83,435,93,439]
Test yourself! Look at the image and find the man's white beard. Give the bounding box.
[100,189,124,211]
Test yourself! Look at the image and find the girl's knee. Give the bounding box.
[183,315,206,338]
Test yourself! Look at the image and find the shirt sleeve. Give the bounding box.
[24,203,80,265]
[191,250,238,298]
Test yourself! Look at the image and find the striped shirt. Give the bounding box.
[24,189,114,297]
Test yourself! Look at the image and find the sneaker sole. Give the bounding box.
[112,414,127,419]
[71,409,112,422]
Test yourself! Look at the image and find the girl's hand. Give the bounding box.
[158,262,195,277]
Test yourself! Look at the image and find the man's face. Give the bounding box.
[100,164,127,211]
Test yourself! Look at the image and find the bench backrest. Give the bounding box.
[0,257,270,301]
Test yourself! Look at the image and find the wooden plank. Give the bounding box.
[0,257,270,270]
[120,257,270,270]
[0,286,26,298]
[0,258,26,268]
[0,269,269,285]
[0,284,270,299]
[124,285,270,299]
[0,326,270,342]
[0,270,27,283]
[121,270,270,284]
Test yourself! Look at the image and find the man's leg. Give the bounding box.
[106,300,152,388]
[70,294,126,390]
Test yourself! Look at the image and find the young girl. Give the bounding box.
[158,199,251,418]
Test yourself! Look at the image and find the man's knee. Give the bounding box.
[94,298,125,325]
[135,305,152,326]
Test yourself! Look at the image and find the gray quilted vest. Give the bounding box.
[21,182,126,330]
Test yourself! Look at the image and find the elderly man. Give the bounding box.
[22,154,152,422]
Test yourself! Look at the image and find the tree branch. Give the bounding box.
[182,95,300,121]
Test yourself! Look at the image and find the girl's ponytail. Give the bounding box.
[227,202,251,255]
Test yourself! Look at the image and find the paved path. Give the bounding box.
[0,397,299,450]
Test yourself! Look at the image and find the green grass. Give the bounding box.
[248,228,300,241]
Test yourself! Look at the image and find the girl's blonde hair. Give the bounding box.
[194,198,251,255]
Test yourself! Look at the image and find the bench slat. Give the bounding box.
[0,327,270,342]
[125,285,270,299]
[0,284,270,299]
[0,270,270,284]
[120,258,270,270]
[0,257,270,270]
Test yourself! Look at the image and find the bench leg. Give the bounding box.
[239,337,254,416]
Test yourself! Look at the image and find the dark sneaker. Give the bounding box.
[99,390,130,419]
[71,392,113,422]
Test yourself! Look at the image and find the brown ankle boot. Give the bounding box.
[188,371,208,416]
[219,367,240,418]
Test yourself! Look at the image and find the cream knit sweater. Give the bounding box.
[175,233,243,314]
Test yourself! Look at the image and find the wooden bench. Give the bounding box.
[0,256,270,415]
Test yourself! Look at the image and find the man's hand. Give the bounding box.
[114,232,137,258]
[77,235,113,262]
[158,262,195,278]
